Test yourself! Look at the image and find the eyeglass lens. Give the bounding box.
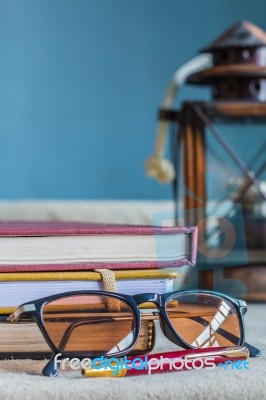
[165,293,242,348]
[42,294,136,356]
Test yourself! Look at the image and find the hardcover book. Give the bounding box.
[0,269,178,309]
[0,221,197,272]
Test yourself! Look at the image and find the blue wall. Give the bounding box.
[0,0,265,199]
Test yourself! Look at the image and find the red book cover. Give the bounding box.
[0,221,198,272]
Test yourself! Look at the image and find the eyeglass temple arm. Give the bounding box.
[58,317,116,351]
[17,309,131,351]
[7,304,36,322]
[6,308,134,368]
[189,316,260,357]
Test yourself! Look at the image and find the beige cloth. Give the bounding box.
[0,200,174,225]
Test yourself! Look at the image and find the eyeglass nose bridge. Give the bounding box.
[132,293,162,309]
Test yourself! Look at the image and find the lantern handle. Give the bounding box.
[145,53,213,184]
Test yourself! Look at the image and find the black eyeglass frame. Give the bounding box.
[6,289,260,377]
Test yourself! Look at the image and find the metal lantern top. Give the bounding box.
[187,20,266,100]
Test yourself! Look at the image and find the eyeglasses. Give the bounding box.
[5,289,260,376]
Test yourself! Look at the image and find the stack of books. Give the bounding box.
[0,220,197,358]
